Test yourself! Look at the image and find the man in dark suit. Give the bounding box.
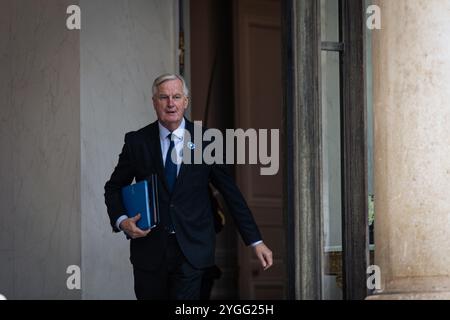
[104,74,273,300]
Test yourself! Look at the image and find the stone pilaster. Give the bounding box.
[369,0,450,299]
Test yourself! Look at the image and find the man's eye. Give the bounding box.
[173,95,182,100]
[159,95,168,100]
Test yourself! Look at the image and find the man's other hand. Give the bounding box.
[253,243,273,270]
[119,213,151,239]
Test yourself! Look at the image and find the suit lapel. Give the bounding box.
[146,122,169,192]
[173,119,196,192]
[148,119,198,194]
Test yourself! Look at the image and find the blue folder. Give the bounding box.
[121,176,159,230]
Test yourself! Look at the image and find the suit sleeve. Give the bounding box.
[209,163,262,246]
[104,132,135,232]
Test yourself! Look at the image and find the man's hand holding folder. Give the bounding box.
[119,213,151,239]
[120,176,160,239]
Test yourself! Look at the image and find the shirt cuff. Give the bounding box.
[116,215,128,231]
[250,240,263,247]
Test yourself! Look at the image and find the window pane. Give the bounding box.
[321,50,343,300]
[321,0,340,42]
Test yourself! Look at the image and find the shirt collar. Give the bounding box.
[158,118,185,141]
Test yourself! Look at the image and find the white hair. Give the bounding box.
[152,74,189,97]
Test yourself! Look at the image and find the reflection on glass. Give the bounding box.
[321,0,339,42]
[321,50,342,300]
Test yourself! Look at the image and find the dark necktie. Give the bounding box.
[165,133,177,193]
[164,133,177,233]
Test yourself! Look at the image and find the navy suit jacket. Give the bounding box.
[104,119,262,270]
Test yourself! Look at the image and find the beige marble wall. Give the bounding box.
[0,0,80,299]
[0,0,177,299]
[373,0,450,297]
[80,0,177,299]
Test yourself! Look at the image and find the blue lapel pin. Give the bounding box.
[187,141,196,150]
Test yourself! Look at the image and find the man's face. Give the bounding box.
[152,79,188,131]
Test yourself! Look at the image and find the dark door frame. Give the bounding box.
[283,0,322,300]
[340,0,369,300]
[283,0,368,300]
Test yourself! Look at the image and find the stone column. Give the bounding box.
[370,0,450,299]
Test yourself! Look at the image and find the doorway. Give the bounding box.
[189,0,286,299]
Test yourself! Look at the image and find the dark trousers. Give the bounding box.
[133,234,205,300]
